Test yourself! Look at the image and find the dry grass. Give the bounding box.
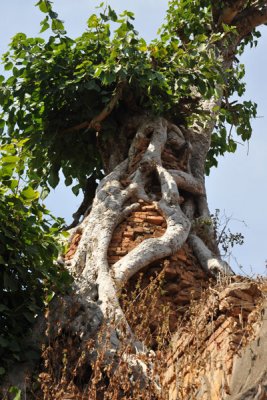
[20,273,265,400]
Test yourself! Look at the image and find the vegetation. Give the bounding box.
[0,139,71,375]
[0,0,258,193]
[1,0,267,398]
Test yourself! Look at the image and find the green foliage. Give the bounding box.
[0,0,261,382]
[0,0,259,192]
[0,139,72,376]
[8,386,21,400]
[207,99,257,172]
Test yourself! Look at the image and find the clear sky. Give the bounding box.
[0,1,266,276]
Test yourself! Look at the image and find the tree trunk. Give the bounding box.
[24,111,238,397]
[3,106,266,399]
[2,2,267,397]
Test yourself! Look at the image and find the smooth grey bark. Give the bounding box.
[60,113,230,359]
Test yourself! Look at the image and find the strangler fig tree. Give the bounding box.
[1,0,266,397]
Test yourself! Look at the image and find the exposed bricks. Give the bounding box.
[65,232,82,260]
[107,200,166,266]
[107,199,212,322]
[146,215,165,225]
[162,148,187,171]
[163,278,263,400]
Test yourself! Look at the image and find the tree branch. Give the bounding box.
[61,80,126,134]
[188,234,234,275]
[235,4,267,37]
[169,169,205,196]
[211,0,248,25]
[219,0,248,25]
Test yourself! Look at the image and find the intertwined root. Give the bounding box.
[59,117,232,389]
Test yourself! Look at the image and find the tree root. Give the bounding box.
[49,115,235,396]
[188,234,234,276]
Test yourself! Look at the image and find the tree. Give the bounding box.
[1,1,267,399]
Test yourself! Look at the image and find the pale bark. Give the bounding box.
[57,112,229,369]
[4,2,267,398]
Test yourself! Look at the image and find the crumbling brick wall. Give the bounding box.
[163,280,263,400]
[65,200,213,334]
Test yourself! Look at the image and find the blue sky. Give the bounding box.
[0,1,266,276]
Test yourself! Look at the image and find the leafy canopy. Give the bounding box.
[0,0,258,196]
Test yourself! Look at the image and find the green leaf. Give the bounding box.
[9,386,22,400]
[35,0,51,13]
[21,186,39,200]
[87,14,99,28]
[10,179,19,191]
[40,187,50,200]
[40,16,50,33]
[61,230,69,238]
[40,22,50,33]
[0,367,5,375]
[1,155,19,164]
[48,170,60,188]
[4,62,13,71]
[108,6,118,22]
[64,176,72,186]
[72,184,80,196]
[51,19,65,33]
[45,292,55,304]
[49,10,58,19]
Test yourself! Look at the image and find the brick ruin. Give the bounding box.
[65,199,212,334]
[163,279,264,399]
[64,200,265,399]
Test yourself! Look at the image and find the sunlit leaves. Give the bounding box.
[21,186,39,201]
[1,0,258,186]
[35,0,51,13]
[35,0,66,34]
[40,16,50,33]
[87,14,100,28]
[0,140,72,376]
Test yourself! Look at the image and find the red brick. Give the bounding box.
[146,216,165,225]
[112,234,122,241]
[164,283,180,295]
[146,211,160,216]
[72,233,81,243]
[132,212,147,218]
[134,227,145,233]
[121,238,131,244]
[127,217,143,223]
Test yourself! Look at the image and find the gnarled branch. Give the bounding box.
[61,80,126,134]
[235,5,267,37]
[169,169,205,196]
[219,0,248,25]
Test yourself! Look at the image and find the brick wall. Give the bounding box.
[65,200,213,333]
[64,200,264,399]
[163,280,263,399]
